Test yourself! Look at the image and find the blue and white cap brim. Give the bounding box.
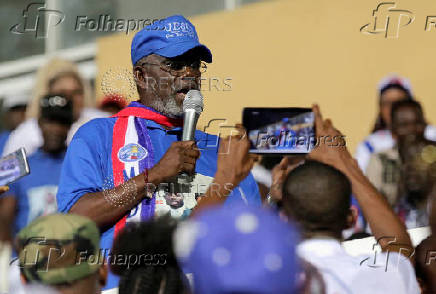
[155,41,212,63]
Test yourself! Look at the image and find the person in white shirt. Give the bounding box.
[272,105,420,294]
[2,59,108,156]
[354,74,436,172]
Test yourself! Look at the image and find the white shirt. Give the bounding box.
[13,284,59,294]
[2,107,109,156]
[297,239,420,294]
[354,125,436,173]
[7,258,59,294]
[251,163,272,187]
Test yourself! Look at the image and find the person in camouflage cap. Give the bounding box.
[15,213,107,294]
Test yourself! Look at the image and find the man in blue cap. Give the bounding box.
[56,15,260,290]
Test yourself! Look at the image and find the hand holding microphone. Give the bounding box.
[148,141,200,184]
[179,90,203,183]
[148,90,203,185]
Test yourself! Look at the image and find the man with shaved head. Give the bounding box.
[275,105,420,293]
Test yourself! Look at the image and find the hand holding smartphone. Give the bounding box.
[242,107,315,154]
[0,148,30,186]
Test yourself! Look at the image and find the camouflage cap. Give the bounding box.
[16,213,101,285]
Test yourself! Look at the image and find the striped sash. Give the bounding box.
[111,101,182,235]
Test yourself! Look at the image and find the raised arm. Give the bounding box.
[307,105,413,260]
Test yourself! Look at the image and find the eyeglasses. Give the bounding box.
[140,60,207,76]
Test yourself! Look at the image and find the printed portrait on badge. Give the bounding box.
[154,173,214,219]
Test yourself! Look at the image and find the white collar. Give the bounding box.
[298,238,345,258]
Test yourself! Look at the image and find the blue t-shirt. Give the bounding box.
[56,111,261,290]
[0,131,10,155]
[4,149,65,236]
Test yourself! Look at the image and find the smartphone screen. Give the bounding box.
[243,107,315,154]
[0,148,30,186]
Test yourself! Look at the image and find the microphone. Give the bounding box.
[179,90,203,184]
[182,90,203,141]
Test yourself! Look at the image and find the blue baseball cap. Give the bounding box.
[174,204,300,294]
[131,15,212,65]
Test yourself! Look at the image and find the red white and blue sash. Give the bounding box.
[111,101,182,235]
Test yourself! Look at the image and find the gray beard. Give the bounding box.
[149,96,183,118]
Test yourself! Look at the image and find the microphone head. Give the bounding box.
[183,90,203,114]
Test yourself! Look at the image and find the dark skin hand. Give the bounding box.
[70,141,200,229]
[269,156,305,203]
[193,125,256,213]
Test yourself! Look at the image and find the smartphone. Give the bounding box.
[0,148,30,186]
[242,107,315,154]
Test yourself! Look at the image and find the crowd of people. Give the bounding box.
[0,14,435,294]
